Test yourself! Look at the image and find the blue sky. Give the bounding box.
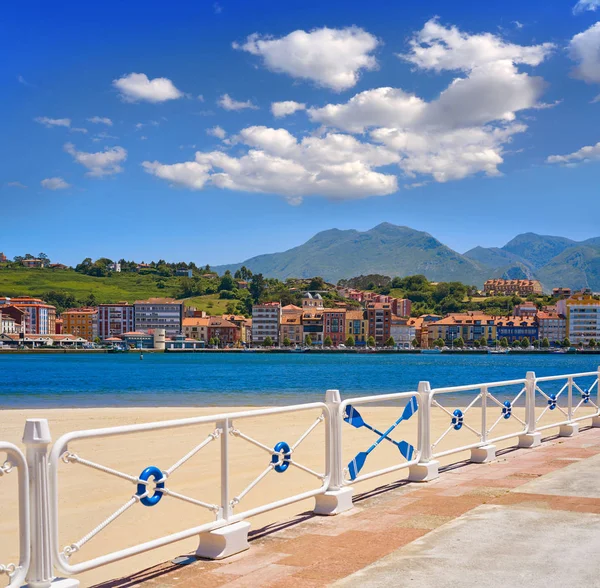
[2,0,600,266]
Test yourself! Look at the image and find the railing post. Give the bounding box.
[471,386,496,463]
[560,377,579,436]
[23,418,79,588]
[314,389,353,515]
[593,366,600,428]
[409,381,439,481]
[196,418,249,560]
[518,371,541,448]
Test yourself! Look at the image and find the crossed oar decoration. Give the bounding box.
[344,395,418,480]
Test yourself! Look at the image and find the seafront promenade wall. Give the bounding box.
[1,368,599,587]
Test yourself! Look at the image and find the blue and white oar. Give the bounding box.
[346,395,418,480]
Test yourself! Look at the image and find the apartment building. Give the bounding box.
[346,309,367,345]
[484,279,543,296]
[61,307,97,341]
[182,317,210,341]
[0,311,18,334]
[97,303,134,340]
[323,308,346,346]
[208,316,240,345]
[495,316,538,344]
[134,298,183,336]
[390,315,416,347]
[280,304,303,345]
[391,298,412,318]
[536,311,567,344]
[428,313,497,345]
[0,297,56,334]
[301,293,324,345]
[252,302,281,345]
[560,292,600,345]
[366,302,391,345]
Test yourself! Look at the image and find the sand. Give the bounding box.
[1,397,596,587]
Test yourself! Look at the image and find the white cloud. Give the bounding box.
[70,127,88,134]
[569,22,600,101]
[18,75,34,87]
[92,132,119,143]
[207,125,227,139]
[271,101,306,117]
[64,143,127,177]
[41,177,71,190]
[35,117,71,128]
[547,141,600,165]
[234,27,379,91]
[143,126,399,204]
[87,116,113,126]
[217,94,258,111]
[398,18,554,72]
[6,181,27,189]
[573,0,600,14]
[113,73,184,103]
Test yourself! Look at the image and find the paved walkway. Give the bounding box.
[93,427,600,587]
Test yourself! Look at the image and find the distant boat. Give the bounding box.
[488,349,510,354]
[421,348,442,354]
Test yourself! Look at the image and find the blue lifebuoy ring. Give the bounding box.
[137,466,165,507]
[502,400,512,419]
[548,393,557,410]
[272,441,291,473]
[582,388,590,404]
[452,409,464,431]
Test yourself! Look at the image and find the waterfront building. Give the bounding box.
[0,297,56,334]
[280,304,303,345]
[120,331,155,349]
[390,315,416,347]
[346,309,367,345]
[164,334,203,350]
[391,298,412,318]
[408,314,441,348]
[428,313,497,346]
[97,303,134,340]
[0,333,87,348]
[252,302,281,345]
[301,293,324,345]
[134,298,183,336]
[0,311,18,334]
[366,302,391,345]
[484,279,543,296]
[559,292,600,345]
[514,302,538,317]
[536,311,567,345]
[495,316,538,344]
[208,316,240,346]
[323,308,346,346]
[0,305,25,334]
[222,314,251,344]
[182,317,210,342]
[61,307,97,342]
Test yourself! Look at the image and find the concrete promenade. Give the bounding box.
[92,427,600,587]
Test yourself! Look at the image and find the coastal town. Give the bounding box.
[1,272,599,352]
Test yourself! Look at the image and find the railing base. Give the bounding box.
[26,578,81,588]
[314,487,354,515]
[408,461,439,482]
[518,432,542,448]
[591,416,600,428]
[470,444,496,463]
[559,423,579,437]
[195,521,250,560]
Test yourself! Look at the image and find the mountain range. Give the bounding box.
[213,223,600,290]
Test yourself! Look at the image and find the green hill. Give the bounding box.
[0,268,183,303]
[214,223,488,285]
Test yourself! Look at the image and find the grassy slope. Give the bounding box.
[0,268,182,303]
[183,293,231,313]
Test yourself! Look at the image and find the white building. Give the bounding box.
[559,292,600,345]
[390,316,416,347]
[134,298,183,336]
[252,302,281,345]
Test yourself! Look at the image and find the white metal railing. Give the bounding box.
[0,443,29,588]
[48,403,329,575]
[2,367,600,587]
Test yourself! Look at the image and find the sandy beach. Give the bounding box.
[1,400,595,587]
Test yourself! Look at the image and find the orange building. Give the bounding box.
[60,307,97,341]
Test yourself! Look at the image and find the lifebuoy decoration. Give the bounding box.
[452,409,464,431]
[137,466,165,507]
[502,400,512,419]
[548,393,557,410]
[271,441,291,473]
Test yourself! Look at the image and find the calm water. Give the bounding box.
[1,353,599,408]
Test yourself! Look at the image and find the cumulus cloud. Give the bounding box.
[569,22,600,101]
[547,141,600,165]
[143,126,398,204]
[6,181,27,189]
[35,117,71,128]
[113,73,184,103]
[306,20,553,183]
[234,27,379,91]
[64,143,127,177]
[70,127,88,134]
[207,125,227,139]
[398,18,553,72]
[573,0,600,14]
[87,116,113,126]
[41,177,71,190]
[217,94,258,111]
[271,101,306,117]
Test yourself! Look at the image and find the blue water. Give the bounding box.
[1,353,598,408]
